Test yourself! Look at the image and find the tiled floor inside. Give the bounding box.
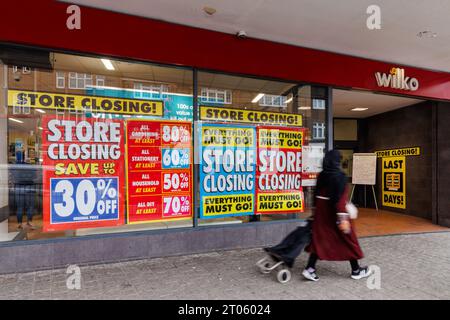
[354,208,447,237]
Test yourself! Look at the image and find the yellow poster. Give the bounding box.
[257,193,304,212]
[200,106,302,127]
[382,156,406,209]
[258,128,303,149]
[376,147,420,158]
[8,90,164,116]
[202,194,254,217]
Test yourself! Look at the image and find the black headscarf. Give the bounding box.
[314,150,347,208]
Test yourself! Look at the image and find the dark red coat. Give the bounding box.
[306,186,364,261]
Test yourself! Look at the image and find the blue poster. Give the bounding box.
[86,87,193,120]
[50,177,120,225]
[164,95,193,120]
[199,123,256,219]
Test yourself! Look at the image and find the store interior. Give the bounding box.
[332,88,445,235]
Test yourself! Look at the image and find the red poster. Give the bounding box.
[256,126,305,214]
[126,120,193,224]
[42,116,125,232]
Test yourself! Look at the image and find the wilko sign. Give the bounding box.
[375,67,419,91]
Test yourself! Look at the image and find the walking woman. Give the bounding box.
[302,150,371,281]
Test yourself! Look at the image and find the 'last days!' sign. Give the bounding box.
[382,156,406,209]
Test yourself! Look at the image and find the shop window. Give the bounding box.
[200,87,232,104]
[68,72,93,89]
[197,71,328,227]
[1,49,329,244]
[56,72,65,89]
[2,51,193,243]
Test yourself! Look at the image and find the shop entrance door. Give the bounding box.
[332,88,446,236]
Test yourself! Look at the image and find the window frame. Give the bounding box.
[313,122,326,140]
[56,71,65,89]
[312,98,326,110]
[134,82,169,99]
[199,87,232,104]
[68,72,93,90]
[259,94,287,108]
[95,75,105,88]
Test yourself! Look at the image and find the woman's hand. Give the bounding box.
[338,219,351,234]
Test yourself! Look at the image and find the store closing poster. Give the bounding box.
[256,127,305,214]
[199,124,256,218]
[382,156,406,209]
[126,120,193,223]
[42,116,125,232]
[199,124,305,218]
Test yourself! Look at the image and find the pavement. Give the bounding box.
[0,232,450,300]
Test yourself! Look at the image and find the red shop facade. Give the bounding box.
[0,1,449,273]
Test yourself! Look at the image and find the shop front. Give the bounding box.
[0,48,330,273]
[1,2,450,273]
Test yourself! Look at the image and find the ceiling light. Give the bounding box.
[35,108,46,114]
[252,93,265,103]
[101,59,115,70]
[417,31,437,38]
[351,107,369,112]
[299,106,311,110]
[9,118,24,124]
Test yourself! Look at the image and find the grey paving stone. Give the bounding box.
[1,232,450,299]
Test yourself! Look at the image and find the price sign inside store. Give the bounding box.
[126,120,193,224]
[42,116,125,232]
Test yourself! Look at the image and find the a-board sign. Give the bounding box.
[351,153,377,185]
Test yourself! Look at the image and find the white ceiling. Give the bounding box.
[53,53,294,93]
[333,89,423,118]
[53,53,193,86]
[63,0,450,73]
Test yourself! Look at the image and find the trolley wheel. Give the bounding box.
[276,268,291,284]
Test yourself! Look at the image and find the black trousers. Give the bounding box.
[306,253,360,272]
